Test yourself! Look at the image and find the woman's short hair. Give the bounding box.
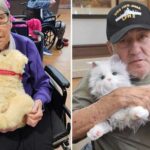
[0,0,10,15]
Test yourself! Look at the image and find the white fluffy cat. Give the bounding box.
[87,55,149,141]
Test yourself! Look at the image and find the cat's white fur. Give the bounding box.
[87,55,149,141]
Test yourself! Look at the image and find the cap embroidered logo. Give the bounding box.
[115,8,142,22]
[106,1,150,43]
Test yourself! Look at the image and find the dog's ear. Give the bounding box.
[21,54,28,65]
[17,53,28,71]
[8,50,28,72]
[10,50,28,65]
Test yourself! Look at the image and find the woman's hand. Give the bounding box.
[0,100,43,132]
[25,99,43,127]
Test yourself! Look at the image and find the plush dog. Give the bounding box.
[0,49,34,130]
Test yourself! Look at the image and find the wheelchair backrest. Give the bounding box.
[11,20,43,60]
[12,21,28,37]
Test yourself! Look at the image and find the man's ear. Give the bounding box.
[106,41,114,55]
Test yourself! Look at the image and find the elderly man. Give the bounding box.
[73,1,150,150]
[0,1,53,150]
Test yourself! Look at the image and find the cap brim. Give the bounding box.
[110,24,150,43]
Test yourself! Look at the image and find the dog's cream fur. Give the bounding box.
[0,49,34,129]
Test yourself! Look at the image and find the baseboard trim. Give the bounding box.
[73,43,111,78]
[73,43,110,59]
[73,57,110,78]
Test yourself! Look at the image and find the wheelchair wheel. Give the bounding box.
[42,24,57,50]
[56,39,64,50]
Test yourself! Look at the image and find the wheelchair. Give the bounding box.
[26,7,65,50]
[16,1,66,50]
[11,19,44,60]
[45,65,71,150]
[11,22,71,150]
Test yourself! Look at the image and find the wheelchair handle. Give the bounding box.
[33,30,44,39]
[45,65,70,89]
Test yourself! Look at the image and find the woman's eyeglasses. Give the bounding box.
[0,12,9,25]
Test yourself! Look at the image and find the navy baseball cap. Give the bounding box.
[107,1,150,43]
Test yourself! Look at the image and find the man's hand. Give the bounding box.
[25,99,43,127]
[73,85,150,140]
[111,85,150,110]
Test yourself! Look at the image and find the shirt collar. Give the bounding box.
[8,34,16,49]
[131,74,150,86]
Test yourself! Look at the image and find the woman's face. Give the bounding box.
[0,10,11,51]
[113,29,150,79]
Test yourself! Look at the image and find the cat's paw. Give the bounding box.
[87,127,104,141]
[87,122,112,141]
[129,106,149,121]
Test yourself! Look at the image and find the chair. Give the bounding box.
[11,22,71,150]
[19,2,65,50]
[45,65,71,150]
[11,20,44,60]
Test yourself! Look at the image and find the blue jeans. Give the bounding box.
[81,142,93,150]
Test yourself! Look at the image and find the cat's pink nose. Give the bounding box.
[107,78,111,81]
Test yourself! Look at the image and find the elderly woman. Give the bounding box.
[0,1,53,150]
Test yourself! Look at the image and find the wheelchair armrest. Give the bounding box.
[46,66,71,149]
[33,30,44,41]
[44,65,70,89]
[13,15,27,20]
[51,109,70,148]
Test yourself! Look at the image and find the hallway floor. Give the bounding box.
[43,8,71,150]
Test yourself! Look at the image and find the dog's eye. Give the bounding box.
[112,72,117,75]
[100,75,105,80]
[3,54,6,57]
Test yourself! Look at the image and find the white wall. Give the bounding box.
[73,18,107,45]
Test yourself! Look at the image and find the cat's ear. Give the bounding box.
[111,54,120,61]
[92,62,98,68]
[111,54,121,64]
[111,54,127,69]
[87,61,99,68]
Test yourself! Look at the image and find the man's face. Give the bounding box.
[113,29,150,79]
[0,10,11,51]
